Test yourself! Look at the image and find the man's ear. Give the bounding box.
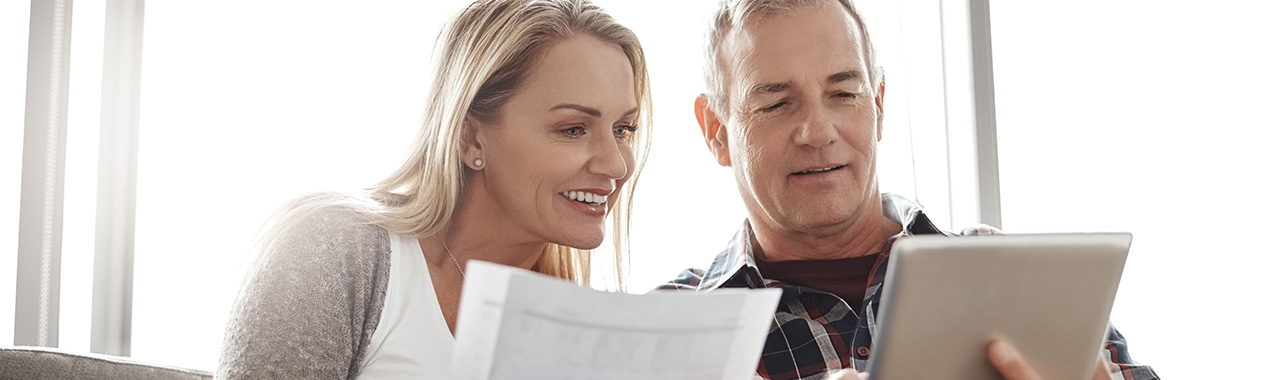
[875,75,886,141]
[694,94,732,167]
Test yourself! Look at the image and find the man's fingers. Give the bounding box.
[987,339,1044,380]
[1093,357,1112,380]
[823,369,866,380]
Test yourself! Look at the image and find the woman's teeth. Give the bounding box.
[562,191,607,206]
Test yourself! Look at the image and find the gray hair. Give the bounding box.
[703,0,880,116]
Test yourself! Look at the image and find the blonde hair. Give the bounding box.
[364,0,651,290]
[703,0,879,116]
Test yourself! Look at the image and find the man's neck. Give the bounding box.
[750,197,904,262]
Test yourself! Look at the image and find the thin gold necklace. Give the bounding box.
[439,238,466,278]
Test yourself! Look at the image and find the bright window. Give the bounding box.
[57,0,107,353]
[131,1,451,369]
[0,0,32,348]
[990,1,1280,378]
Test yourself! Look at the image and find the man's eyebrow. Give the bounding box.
[748,82,790,96]
[746,71,863,97]
[828,70,863,84]
[549,103,601,118]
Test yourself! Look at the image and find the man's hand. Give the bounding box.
[824,368,868,380]
[820,340,1111,380]
[988,339,1112,380]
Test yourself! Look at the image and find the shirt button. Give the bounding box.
[856,346,871,357]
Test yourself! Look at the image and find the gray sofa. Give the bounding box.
[0,346,212,380]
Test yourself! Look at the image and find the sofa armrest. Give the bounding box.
[0,346,212,380]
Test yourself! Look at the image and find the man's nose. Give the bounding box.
[794,103,838,148]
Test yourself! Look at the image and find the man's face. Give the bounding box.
[718,1,883,237]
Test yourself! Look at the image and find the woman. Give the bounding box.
[215,0,651,378]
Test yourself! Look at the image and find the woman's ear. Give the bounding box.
[461,115,485,170]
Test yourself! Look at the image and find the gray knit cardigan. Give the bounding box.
[216,207,392,379]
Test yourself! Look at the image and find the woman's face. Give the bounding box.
[471,35,638,249]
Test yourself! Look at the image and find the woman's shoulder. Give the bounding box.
[275,192,386,243]
[221,192,395,378]
[255,192,394,276]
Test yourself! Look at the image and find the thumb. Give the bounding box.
[824,368,867,380]
[988,339,1044,380]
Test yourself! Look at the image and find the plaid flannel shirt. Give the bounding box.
[656,194,1160,380]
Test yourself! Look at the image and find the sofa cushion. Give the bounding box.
[0,346,212,380]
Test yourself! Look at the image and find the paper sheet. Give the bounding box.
[450,261,781,380]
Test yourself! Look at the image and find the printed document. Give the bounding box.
[450,261,782,380]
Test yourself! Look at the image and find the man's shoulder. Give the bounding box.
[652,267,709,292]
[651,219,754,293]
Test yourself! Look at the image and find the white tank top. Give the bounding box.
[357,231,456,379]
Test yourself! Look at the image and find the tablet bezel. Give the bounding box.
[866,233,1132,380]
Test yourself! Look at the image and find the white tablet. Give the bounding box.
[866,233,1132,380]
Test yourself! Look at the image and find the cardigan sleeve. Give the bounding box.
[216,207,391,380]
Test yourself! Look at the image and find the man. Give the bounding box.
[658,0,1160,379]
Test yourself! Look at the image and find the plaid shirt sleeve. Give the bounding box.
[655,268,706,291]
[1100,325,1161,380]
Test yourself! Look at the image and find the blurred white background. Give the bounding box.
[3,1,1277,378]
